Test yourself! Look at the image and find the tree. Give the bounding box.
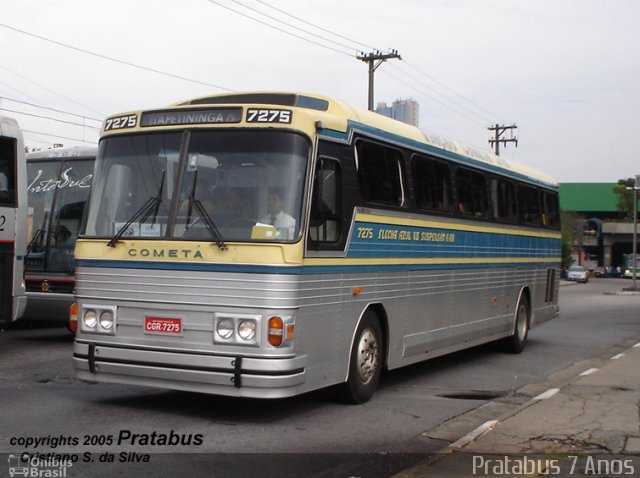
[614,178,636,221]
[560,211,579,268]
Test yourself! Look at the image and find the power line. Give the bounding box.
[402,60,504,123]
[386,63,493,126]
[207,0,355,57]
[0,64,107,118]
[0,106,100,130]
[22,129,98,144]
[0,96,102,123]
[255,0,376,51]
[209,2,503,126]
[228,0,357,53]
[0,22,232,91]
[380,68,487,128]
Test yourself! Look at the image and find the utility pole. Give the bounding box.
[357,50,401,111]
[626,175,640,291]
[488,123,518,156]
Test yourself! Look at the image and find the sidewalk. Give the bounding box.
[393,340,640,477]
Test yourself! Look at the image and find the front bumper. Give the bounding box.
[73,341,307,398]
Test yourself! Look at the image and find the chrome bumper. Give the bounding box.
[73,341,306,398]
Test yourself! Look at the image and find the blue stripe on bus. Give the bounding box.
[348,222,560,259]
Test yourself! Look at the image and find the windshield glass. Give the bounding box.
[84,130,309,243]
[26,158,94,273]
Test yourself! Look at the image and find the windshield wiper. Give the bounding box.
[187,198,227,250]
[185,170,226,250]
[107,170,165,247]
[27,227,46,254]
[27,212,49,254]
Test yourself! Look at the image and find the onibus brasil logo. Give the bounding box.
[8,454,72,477]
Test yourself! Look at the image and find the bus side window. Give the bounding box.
[517,184,542,226]
[455,167,487,218]
[0,136,16,206]
[412,154,452,212]
[543,191,560,229]
[309,157,341,245]
[356,140,404,206]
[491,178,517,223]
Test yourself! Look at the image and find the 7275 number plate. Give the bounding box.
[144,316,182,335]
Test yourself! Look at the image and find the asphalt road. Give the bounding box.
[1,278,638,477]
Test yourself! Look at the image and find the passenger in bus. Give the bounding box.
[458,200,471,215]
[261,189,295,238]
[0,171,8,191]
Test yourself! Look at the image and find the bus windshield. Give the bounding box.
[27,158,93,273]
[84,130,309,243]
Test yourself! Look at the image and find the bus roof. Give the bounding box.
[178,92,557,189]
[0,115,22,140]
[26,145,98,161]
[112,91,557,189]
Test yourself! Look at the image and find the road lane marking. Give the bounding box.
[533,388,559,400]
[611,353,625,360]
[450,420,499,448]
[579,368,599,376]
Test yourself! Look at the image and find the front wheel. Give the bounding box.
[339,311,383,404]
[503,294,530,354]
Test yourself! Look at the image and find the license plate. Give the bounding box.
[144,316,182,335]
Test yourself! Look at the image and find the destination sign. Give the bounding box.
[140,108,242,127]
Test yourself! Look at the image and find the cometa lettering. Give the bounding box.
[128,248,204,259]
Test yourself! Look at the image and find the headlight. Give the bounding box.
[80,305,117,335]
[214,314,262,346]
[99,310,114,330]
[83,310,98,329]
[237,320,256,341]
[216,318,234,340]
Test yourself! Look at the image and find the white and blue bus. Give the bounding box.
[25,146,96,322]
[72,92,560,403]
[0,116,27,324]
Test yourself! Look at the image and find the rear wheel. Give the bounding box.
[503,293,530,354]
[340,311,383,404]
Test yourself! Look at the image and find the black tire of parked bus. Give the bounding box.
[502,293,530,354]
[339,310,383,404]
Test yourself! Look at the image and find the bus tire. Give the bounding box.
[504,293,530,354]
[340,310,383,404]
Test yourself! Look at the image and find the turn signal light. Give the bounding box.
[69,303,78,333]
[268,316,283,347]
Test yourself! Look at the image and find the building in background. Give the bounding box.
[560,183,637,272]
[375,98,419,127]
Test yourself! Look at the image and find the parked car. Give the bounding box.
[593,266,608,277]
[567,265,589,283]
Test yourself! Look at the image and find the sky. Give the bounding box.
[1,0,639,183]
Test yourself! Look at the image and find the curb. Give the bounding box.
[392,337,640,477]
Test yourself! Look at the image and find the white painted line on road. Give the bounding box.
[611,353,625,360]
[450,420,499,448]
[579,368,599,376]
[534,388,559,400]
[633,342,640,348]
